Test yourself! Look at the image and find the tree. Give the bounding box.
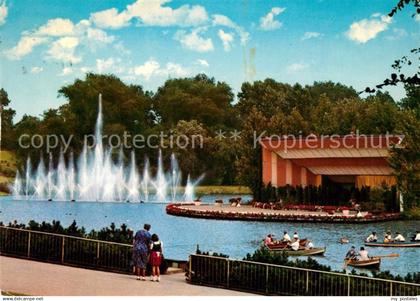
[166,119,211,181]
[13,115,42,166]
[59,73,153,150]
[154,74,236,130]
[388,112,420,210]
[235,107,269,198]
[0,88,16,150]
[399,84,420,119]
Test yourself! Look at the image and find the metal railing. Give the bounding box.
[0,226,133,273]
[188,254,420,296]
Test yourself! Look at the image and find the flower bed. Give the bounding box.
[166,204,401,223]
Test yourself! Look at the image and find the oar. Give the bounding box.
[343,259,351,269]
[373,253,399,258]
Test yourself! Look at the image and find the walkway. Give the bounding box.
[0,256,252,296]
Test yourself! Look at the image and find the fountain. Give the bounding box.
[12,95,203,202]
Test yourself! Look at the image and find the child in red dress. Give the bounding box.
[150,234,163,282]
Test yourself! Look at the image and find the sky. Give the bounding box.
[0,0,419,120]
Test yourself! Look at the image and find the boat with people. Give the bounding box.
[364,241,420,247]
[265,238,308,249]
[265,245,326,256]
[345,257,381,269]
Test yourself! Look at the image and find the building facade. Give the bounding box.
[260,135,401,189]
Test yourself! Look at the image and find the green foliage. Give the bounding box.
[388,109,420,210]
[0,88,16,150]
[400,84,420,119]
[191,248,420,296]
[4,219,133,244]
[154,74,237,130]
[2,72,418,203]
[59,73,152,146]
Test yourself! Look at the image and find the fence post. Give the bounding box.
[188,255,192,282]
[226,259,230,288]
[390,282,393,296]
[96,241,100,265]
[265,265,269,294]
[306,270,309,294]
[27,232,31,258]
[347,275,351,296]
[61,236,65,263]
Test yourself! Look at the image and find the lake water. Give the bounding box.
[1,195,419,276]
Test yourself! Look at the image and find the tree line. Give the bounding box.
[1,73,419,209]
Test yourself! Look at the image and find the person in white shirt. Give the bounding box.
[282,231,291,242]
[358,247,369,261]
[384,231,393,243]
[365,231,378,242]
[306,240,314,249]
[414,231,420,241]
[289,238,300,251]
[394,232,405,242]
[293,232,299,240]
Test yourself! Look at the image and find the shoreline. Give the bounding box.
[0,185,252,197]
[166,203,401,223]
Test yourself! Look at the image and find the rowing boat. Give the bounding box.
[364,241,420,248]
[267,246,326,256]
[346,258,381,269]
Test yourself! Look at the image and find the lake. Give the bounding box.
[1,195,418,276]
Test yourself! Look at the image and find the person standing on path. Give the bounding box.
[133,223,152,281]
[149,234,163,282]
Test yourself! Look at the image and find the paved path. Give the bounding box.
[0,256,252,296]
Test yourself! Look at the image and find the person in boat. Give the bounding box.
[365,231,378,242]
[293,232,299,240]
[412,230,420,241]
[289,238,300,251]
[345,246,357,260]
[264,234,274,245]
[305,240,314,250]
[282,231,291,242]
[384,231,393,243]
[358,247,369,261]
[340,237,349,244]
[394,232,405,242]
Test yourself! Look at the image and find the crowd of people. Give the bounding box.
[132,224,164,282]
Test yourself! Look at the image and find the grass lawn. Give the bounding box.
[195,186,252,195]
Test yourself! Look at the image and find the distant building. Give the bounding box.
[260,135,401,189]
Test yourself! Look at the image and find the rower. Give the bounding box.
[289,238,300,251]
[282,231,291,242]
[394,232,405,242]
[345,246,357,260]
[413,230,420,241]
[305,240,314,250]
[264,234,274,245]
[340,237,349,244]
[358,247,369,261]
[365,231,378,242]
[293,231,299,240]
[384,231,393,243]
